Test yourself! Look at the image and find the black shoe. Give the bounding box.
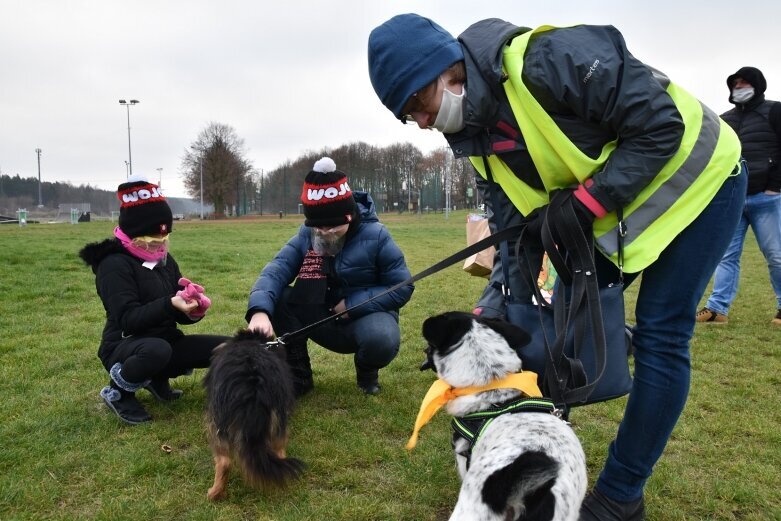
[358,381,381,395]
[144,378,183,402]
[293,378,314,398]
[356,366,381,396]
[580,488,645,521]
[101,388,152,425]
[286,342,314,397]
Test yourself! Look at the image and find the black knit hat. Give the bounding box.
[300,157,356,227]
[117,174,173,238]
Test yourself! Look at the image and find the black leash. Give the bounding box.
[526,191,625,406]
[480,154,621,406]
[274,223,524,345]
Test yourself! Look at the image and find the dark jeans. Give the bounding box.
[106,334,228,384]
[272,287,401,370]
[591,165,747,501]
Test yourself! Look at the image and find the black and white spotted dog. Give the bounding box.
[421,311,586,521]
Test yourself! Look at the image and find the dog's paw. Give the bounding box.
[207,486,227,501]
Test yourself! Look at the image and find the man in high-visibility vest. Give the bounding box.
[369,14,746,520]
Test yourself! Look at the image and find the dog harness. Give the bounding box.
[451,397,557,470]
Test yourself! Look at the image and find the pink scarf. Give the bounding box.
[114,227,168,263]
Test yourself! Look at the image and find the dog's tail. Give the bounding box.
[208,390,306,488]
[236,432,306,489]
[205,337,305,489]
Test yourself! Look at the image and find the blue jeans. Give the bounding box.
[308,310,401,369]
[706,191,781,314]
[592,165,747,501]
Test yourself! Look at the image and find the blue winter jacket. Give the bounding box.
[247,192,414,320]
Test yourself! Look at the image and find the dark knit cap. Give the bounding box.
[117,174,173,238]
[300,157,356,227]
[368,13,464,119]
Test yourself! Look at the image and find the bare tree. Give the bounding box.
[180,122,253,216]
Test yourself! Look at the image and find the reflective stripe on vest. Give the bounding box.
[469,25,741,272]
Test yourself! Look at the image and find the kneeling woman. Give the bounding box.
[79,175,227,425]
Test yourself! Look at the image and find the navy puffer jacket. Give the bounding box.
[247,192,414,320]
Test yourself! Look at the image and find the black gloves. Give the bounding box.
[548,188,596,236]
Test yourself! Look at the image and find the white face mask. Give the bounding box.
[732,86,755,104]
[432,78,466,134]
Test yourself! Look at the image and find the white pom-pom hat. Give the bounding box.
[300,157,356,227]
[116,173,172,237]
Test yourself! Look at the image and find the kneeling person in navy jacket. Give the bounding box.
[247,157,414,396]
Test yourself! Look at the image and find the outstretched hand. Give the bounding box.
[171,294,199,314]
[248,312,275,338]
[176,277,212,318]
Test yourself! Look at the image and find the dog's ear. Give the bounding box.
[421,314,451,349]
[422,312,474,351]
[480,317,532,350]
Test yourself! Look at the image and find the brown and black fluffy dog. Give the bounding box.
[203,329,305,501]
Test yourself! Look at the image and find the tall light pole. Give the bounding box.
[118,99,139,178]
[124,161,129,178]
[156,167,162,188]
[35,148,43,207]
[199,155,204,220]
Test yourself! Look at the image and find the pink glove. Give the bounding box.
[177,277,212,318]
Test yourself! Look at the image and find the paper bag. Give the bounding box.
[462,216,494,278]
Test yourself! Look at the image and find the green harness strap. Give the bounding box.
[451,397,557,470]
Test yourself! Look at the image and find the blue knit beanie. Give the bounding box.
[368,13,464,119]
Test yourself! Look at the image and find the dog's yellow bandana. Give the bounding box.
[406,372,541,449]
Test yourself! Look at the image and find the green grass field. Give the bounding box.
[1,213,779,520]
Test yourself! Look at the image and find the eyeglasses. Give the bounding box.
[314,224,349,234]
[400,81,437,124]
[131,234,169,251]
[400,94,422,124]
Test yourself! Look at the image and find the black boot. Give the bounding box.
[144,378,183,402]
[356,364,380,395]
[100,385,152,425]
[579,488,645,521]
[285,341,314,397]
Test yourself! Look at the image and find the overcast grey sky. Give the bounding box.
[2,0,778,198]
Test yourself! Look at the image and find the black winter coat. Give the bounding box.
[79,238,197,369]
[721,66,781,194]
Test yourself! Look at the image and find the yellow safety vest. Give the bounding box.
[470,25,741,273]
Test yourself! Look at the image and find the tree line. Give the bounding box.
[2,122,483,218]
[179,123,481,217]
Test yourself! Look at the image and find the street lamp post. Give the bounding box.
[200,155,204,220]
[124,161,129,178]
[156,167,162,188]
[35,148,43,207]
[118,99,139,178]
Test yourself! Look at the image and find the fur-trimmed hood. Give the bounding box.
[79,238,127,273]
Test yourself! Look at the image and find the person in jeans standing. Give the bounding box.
[246,157,414,396]
[697,66,781,325]
[368,15,746,519]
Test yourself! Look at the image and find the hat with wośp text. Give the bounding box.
[117,174,173,238]
[301,157,357,227]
